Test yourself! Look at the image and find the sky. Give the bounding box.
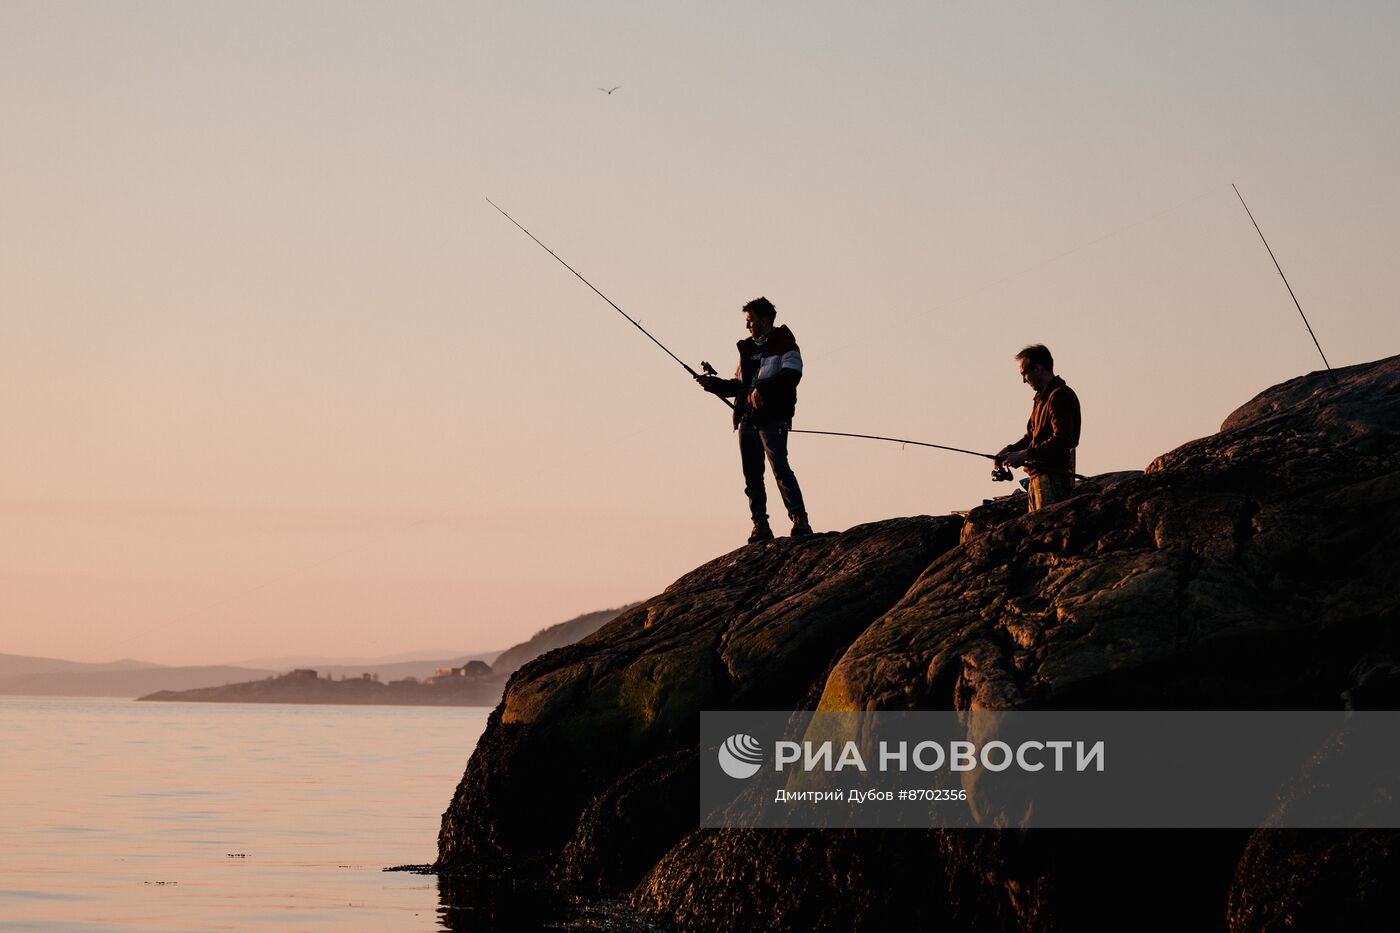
[3,1,1398,666]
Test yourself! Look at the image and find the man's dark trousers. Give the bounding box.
[740,420,806,522]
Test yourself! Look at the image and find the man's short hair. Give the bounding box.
[1016,344,1054,371]
[743,297,777,320]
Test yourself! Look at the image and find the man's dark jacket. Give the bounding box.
[706,325,803,428]
[1007,375,1080,476]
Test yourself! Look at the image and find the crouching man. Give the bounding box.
[994,344,1081,511]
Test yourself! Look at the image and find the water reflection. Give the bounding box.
[435,874,567,930]
[433,873,666,932]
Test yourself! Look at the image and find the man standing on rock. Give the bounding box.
[696,297,813,543]
[995,344,1081,512]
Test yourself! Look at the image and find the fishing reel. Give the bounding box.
[991,465,1015,483]
[700,361,718,377]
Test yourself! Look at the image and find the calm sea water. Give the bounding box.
[0,696,489,932]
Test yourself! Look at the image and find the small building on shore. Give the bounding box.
[426,661,491,685]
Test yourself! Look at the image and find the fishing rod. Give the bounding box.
[791,429,1020,482]
[790,429,1090,482]
[1232,184,1337,386]
[486,197,736,412]
[789,429,993,461]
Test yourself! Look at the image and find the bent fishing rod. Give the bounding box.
[791,430,1034,482]
[488,198,1025,476]
[790,429,990,460]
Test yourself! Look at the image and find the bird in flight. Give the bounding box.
[598,85,621,95]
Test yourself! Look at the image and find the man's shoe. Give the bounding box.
[748,520,775,544]
[790,514,813,537]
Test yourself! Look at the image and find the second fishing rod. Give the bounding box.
[487,197,1028,482]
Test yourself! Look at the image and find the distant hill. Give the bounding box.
[138,603,641,706]
[0,665,276,698]
[0,653,158,680]
[141,669,500,707]
[0,658,503,698]
[491,604,639,676]
[230,649,501,671]
[286,653,502,683]
[0,652,501,698]
[9,604,636,702]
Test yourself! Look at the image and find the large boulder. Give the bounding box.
[436,515,963,882]
[437,355,1400,931]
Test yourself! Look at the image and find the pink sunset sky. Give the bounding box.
[3,2,1398,665]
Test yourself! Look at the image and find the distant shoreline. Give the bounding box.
[139,669,505,707]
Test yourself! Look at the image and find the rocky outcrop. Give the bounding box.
[437,516,963,879]
[436,355,1400,931]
